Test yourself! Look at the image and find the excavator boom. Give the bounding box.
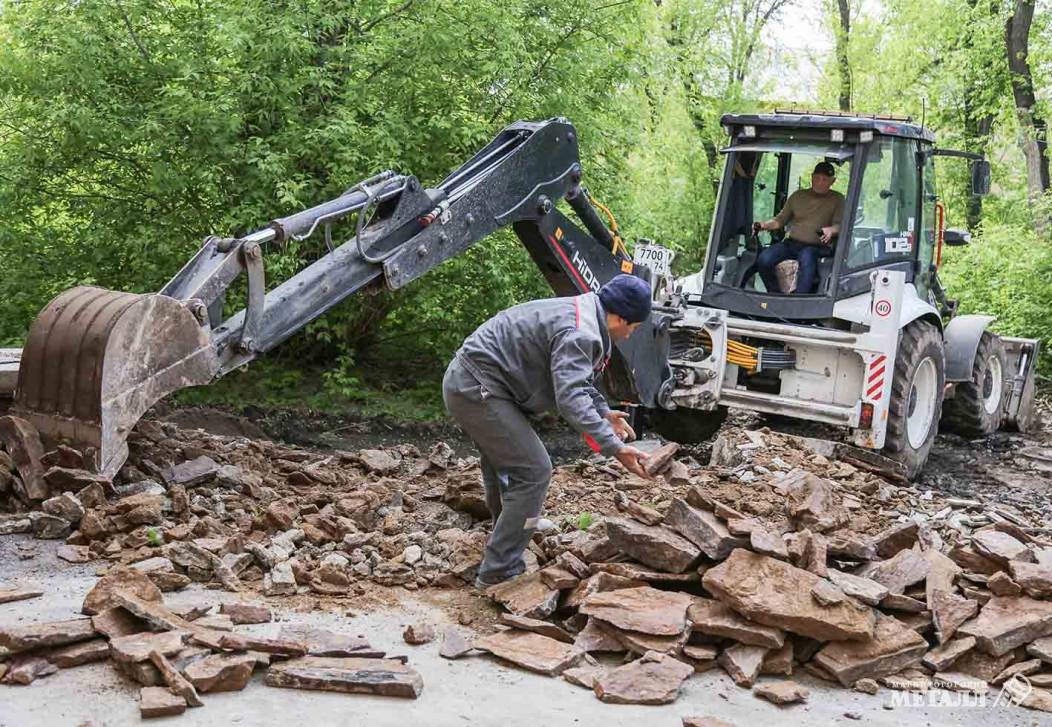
[11,118,671,477]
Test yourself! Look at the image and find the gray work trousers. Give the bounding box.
[442,358,553,584]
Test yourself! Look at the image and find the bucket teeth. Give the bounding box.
[13,286,219,477]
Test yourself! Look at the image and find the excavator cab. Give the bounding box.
[684,112,950,322]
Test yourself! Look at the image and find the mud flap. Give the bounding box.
[13,287,219,477]
[1001,336,1040,432]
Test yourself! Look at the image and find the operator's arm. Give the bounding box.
[762,191,799,231]
[550,330,623,456]
[820,194,845,244]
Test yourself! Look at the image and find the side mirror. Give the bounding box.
[944,229,971,246]
[971,159,991,196]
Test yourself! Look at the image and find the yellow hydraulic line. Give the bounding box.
[586,192,628,257]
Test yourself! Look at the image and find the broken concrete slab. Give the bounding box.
[812,613,928,687]
[753,679,809,705]
[664,498,746,561]
[579,586,692,636]
[688,598,785,649]
[718,643,768,688]
[957,596,1052,656]
[605,517,701,573]
[139,686,187,718]
[265,656,423,698]
[474,629,583,676]
[702,549,875,642]
[0,617,96,653]
[593,650,693,704]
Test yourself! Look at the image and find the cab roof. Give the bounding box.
[721,111,936,143]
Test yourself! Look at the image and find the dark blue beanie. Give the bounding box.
[599,274,652,323]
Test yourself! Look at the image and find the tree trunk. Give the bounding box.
[836,0,851,111]
[1005,0,1050,233]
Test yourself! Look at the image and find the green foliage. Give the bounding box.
[576,512,595,530]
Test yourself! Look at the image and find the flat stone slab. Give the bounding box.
[605,517,701,573]
[593,651,693,704]
[82,566,163,616]
[0,617,96,653]
[183,652,256,693]
[812,613,928,686]
[148,651,203,706]
[580,586,692,636]
[958,596,1052,656]
[278,626,376,657]
[219,602,272,625]
[0,587,43,605]
[857,549,930,595]
[702,549,875,641]
[498,613,573,643]
[439,628,473,659]
[922,636,976,672]
[718,643,768,687]
[754,679,809,705]
[47,638,111,668]
[932,590,978,643]
[265,656,423,698]
[664,498,746,561]
[486,572,560,619]
[110,630,187,663]
[139,686,186,718]
[827,569,889,606]
[689,598,785,649]
[474,629,583,676]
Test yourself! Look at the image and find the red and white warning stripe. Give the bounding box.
[866,354,887,401]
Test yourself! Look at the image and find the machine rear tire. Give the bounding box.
[940,331,1007,437]
[649,406,728,444]
[882,321,945,479]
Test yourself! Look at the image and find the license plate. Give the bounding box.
[633,244,674,277]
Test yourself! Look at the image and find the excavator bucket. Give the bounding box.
[13,287,219,478]
[1001,336,1041,432]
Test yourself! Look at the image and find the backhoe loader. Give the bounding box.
[2,112,1039,480]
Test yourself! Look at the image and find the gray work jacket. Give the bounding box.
[454,292,623,456]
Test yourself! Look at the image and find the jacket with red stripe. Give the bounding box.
[454,292,622,456]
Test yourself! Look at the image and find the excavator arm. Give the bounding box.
[12,118,673,477]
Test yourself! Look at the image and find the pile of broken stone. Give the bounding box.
[468,435,1052,712]
[3,410,1052,715]
[0,568,425,717]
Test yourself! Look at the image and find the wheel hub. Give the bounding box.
[982,354,1003,415]
[906,357,938,450]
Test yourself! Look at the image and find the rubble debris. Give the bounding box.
[664,498,746,561]
[605,517,701,573]
[812,613,927,686]
[579,586,691,636]
[562,664,605,689]
[957,596,1052,656]
[265,657,423,698]
[219,602,272,625]
[47,638,111,668]
[184,653,256,692]
[499,613,573,643]
[689,598,784,649]
[486,572,560,619]
[593,651,693,704]
[277,626,376,658]
[4,655,58,685]
[148,651,203,706]
[82,565,163,615]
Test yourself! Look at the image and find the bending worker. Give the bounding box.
[755,161,844,294]
[443,274,654,589]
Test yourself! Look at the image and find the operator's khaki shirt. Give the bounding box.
[773,188,845,244]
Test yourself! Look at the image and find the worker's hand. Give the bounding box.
[606,411,636,442]
[820,226,836,245]
[615,446,652,479]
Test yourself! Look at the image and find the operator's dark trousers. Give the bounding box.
[442,358,553,585]
[757,239,822,294]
